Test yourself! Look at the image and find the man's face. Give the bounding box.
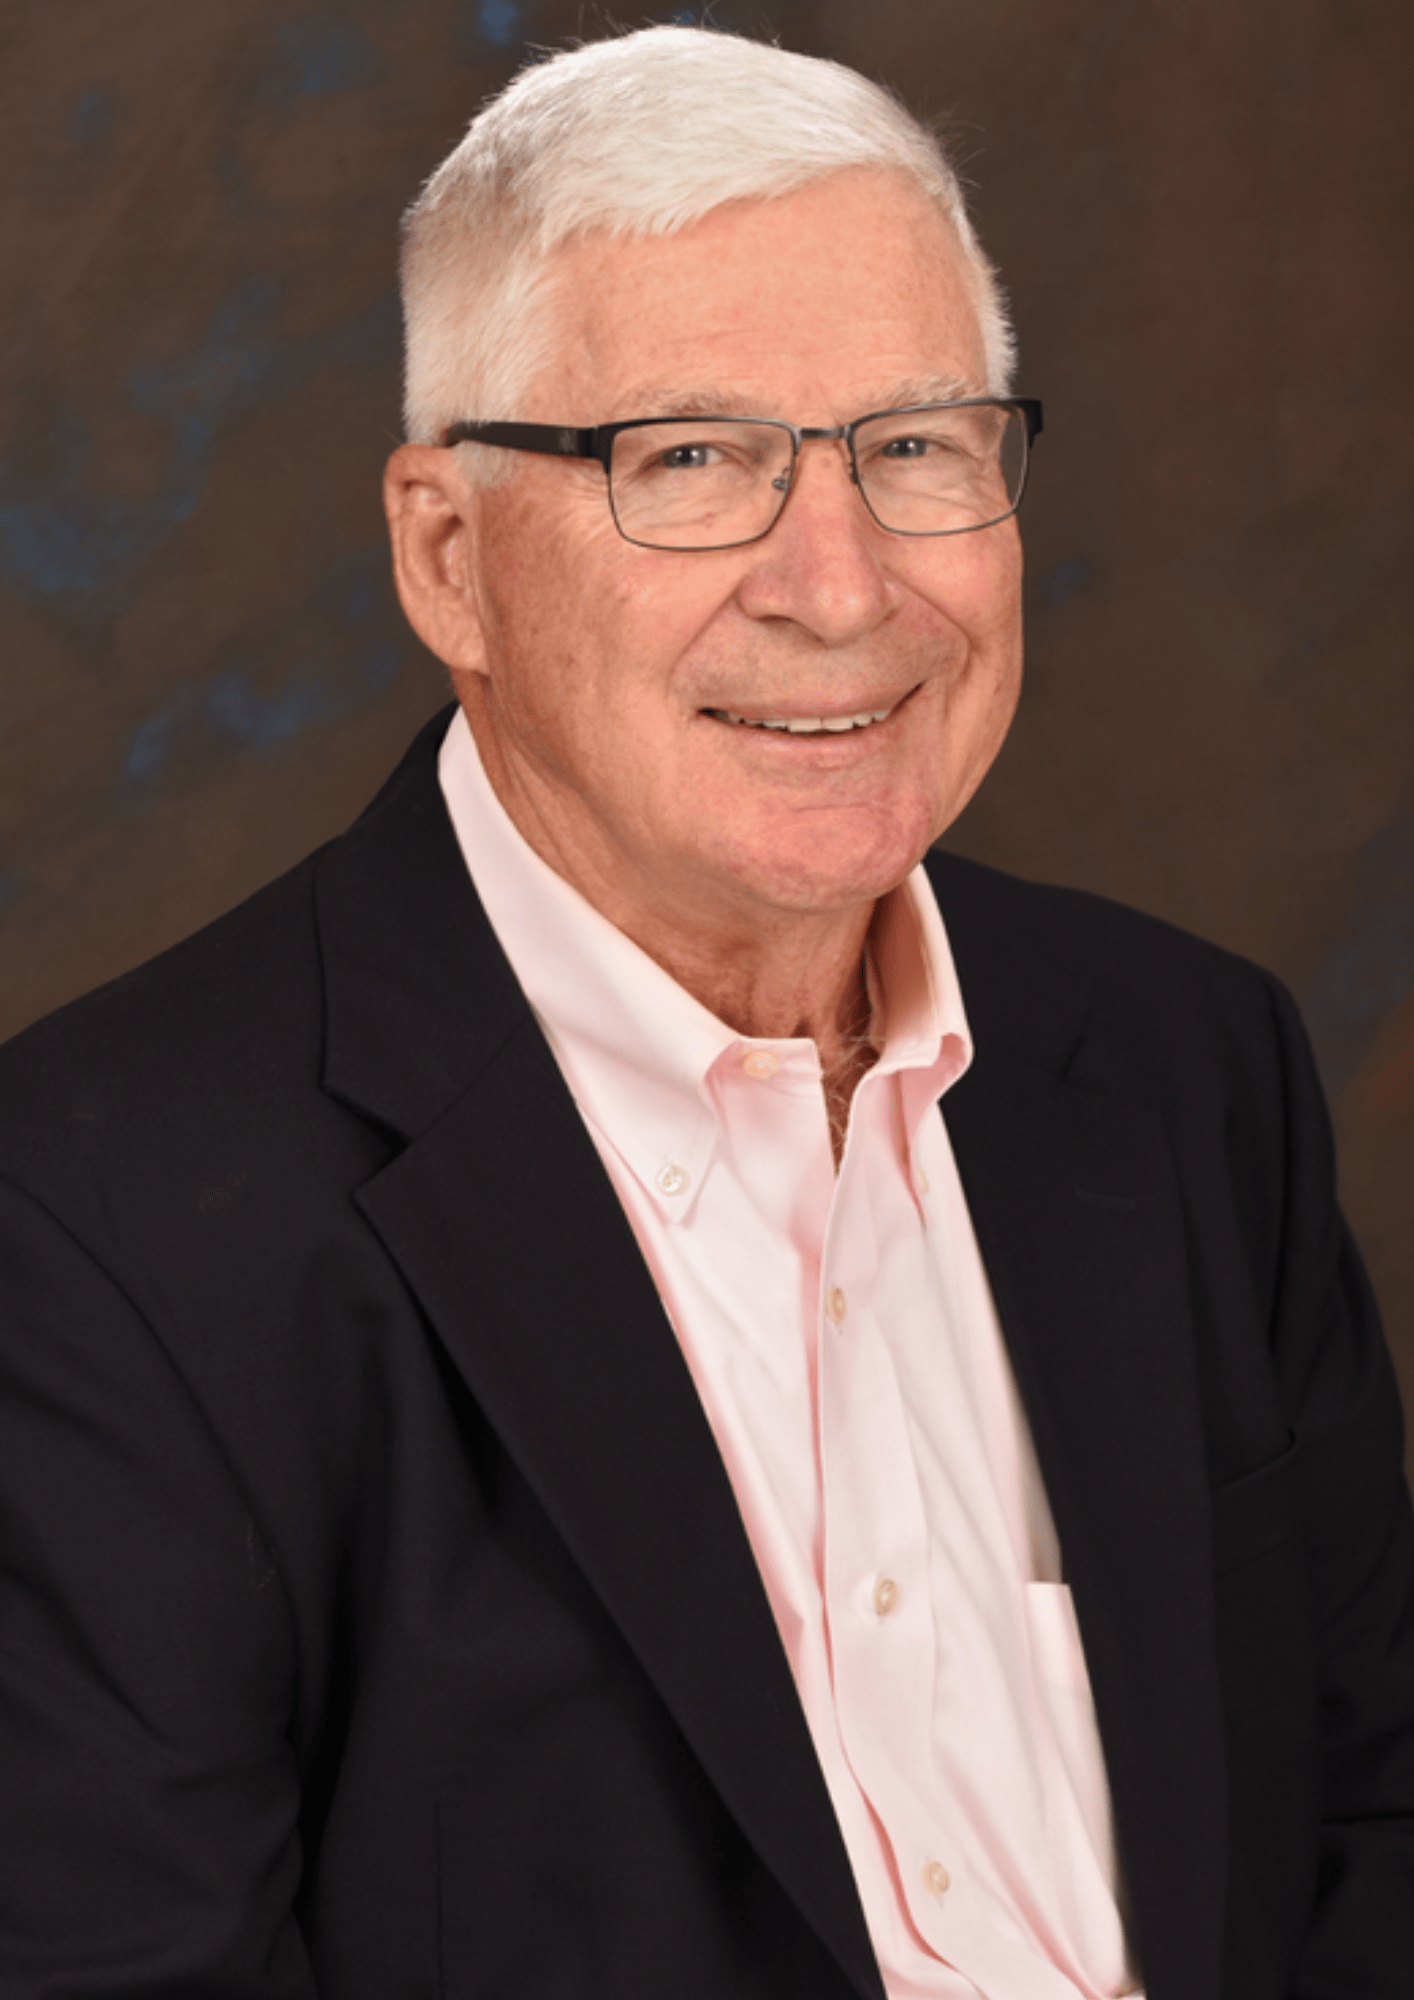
[457,168,1024,937]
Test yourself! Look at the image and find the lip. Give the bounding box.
[701,685,919,737]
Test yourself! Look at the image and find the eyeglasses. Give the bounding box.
[442,397,1043,552]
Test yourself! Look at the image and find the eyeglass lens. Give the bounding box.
[607,404,1028,550]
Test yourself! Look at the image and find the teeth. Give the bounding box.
[715,706,894,734]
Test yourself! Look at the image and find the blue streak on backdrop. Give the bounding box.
[1300,802,1414,1097]
[477,0,524,47]
[1035,554,1096,614]
[1,279,399,611]
[207,669,332,749]
[0,279,289,600]
[130,275,285,491]
[123,549,407,783]
[0,416,140,596]
[125,706,182,783]
[69,85,117,151]
[274,14,384,100]
[219,16,384,211]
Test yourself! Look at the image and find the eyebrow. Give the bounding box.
[619,373,984,422]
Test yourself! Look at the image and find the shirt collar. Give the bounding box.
[437,707,973,1213]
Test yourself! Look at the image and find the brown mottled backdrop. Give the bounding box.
[4,3,1412,1453]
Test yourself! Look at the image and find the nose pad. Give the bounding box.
[771,442,857,498]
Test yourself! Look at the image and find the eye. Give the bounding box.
[658,441,720,471]
[879,434,934,460]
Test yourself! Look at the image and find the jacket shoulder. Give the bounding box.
[927,847,1273,989]
[0,706,459,1171]
[0,850,328,1158]
[925,848,1298,1048]
[923,849,1324,1189]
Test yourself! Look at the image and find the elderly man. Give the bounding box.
[0,25,1410,2000]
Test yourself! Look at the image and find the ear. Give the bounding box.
[383,444,489,675]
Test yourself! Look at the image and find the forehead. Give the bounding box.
[531,168,989,422]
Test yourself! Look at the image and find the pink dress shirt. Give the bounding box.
[439,709,1142,2000]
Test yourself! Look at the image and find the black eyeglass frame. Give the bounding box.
[441,396,1044,551]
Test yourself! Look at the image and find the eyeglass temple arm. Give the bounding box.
[442,420,609,466]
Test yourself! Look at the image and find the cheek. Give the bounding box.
[485,585,687,795]
[947,610,1023,803]
[948,537,1023,690]
[963,529,1023,634]
[492,518,722,703]
[951,602,1023,763]
[913,538,1023,781]
[903,516,1021,636]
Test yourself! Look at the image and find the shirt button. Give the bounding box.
[656,1163,690,1196]
[916,1165,931,1196]
[873,1576,900,1617]
[825,1285,848,1325]
[742,1049,779,1079]
[922,1859,951,1899]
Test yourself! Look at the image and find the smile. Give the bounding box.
[706,702,899,735]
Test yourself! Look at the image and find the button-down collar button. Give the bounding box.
[922,1860,951,1899]
[742,1049,779,1079]
[873,1576,900,1617]
[656,1163,690,1197]
[825,1285,848,1325]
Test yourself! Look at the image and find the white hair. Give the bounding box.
[400,25,1015,472]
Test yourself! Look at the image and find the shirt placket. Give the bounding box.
[817,1144,974,1963]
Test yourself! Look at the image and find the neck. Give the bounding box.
[819,965,881,1167]
[634,905,883,1172]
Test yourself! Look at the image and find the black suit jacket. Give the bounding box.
[1,710,1411,1999]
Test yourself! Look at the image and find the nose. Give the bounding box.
[734,437,896,647]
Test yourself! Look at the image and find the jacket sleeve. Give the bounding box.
[1265,983,1414,1998]
[0,1174,318,1998]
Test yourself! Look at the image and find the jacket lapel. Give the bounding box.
[316,714,884,2000]
[933,853,1229,2000]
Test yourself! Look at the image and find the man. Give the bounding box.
[0,24,1410,2000]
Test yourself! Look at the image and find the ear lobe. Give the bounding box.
[383,443,489,674]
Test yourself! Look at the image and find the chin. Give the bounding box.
[719,835,931,918]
